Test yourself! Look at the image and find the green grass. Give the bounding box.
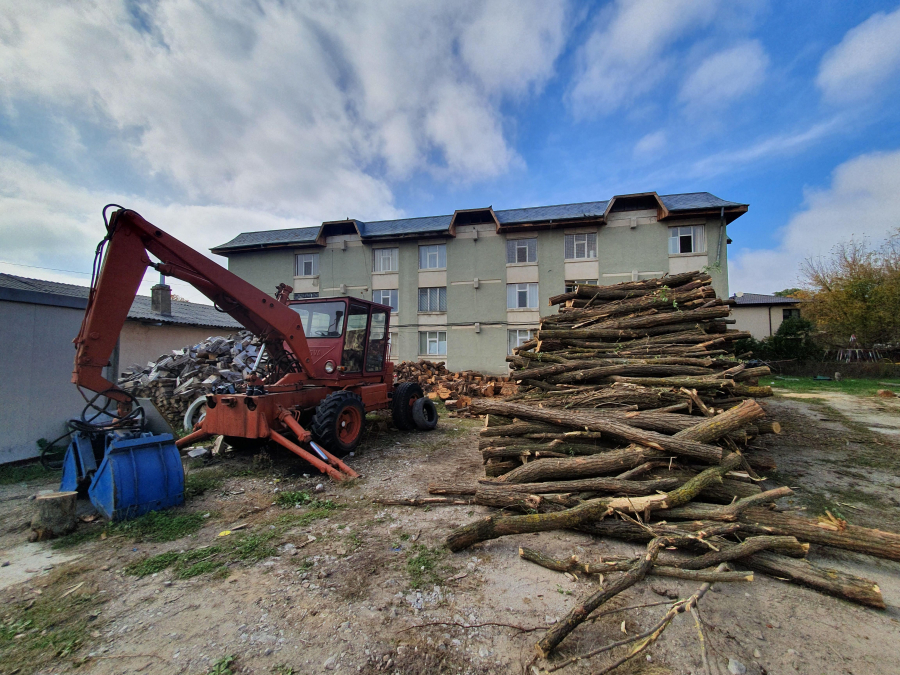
[772,376,900,397]
[206,654,236,675]
[274,490,314,508]
[109,510,207,542]
[0,566,105,673]
[0,462,60,486]
[406,544,446,589]
[184,467,227,499]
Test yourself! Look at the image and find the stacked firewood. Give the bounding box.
[119,331,263,427]
[428,397,900,670]
[507,271,765,408]
[395,360,517,409]
[410,272,900,670]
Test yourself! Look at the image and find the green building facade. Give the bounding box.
[212,192,747,375]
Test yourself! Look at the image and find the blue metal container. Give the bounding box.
[88,433,184,521]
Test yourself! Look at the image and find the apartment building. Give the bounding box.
[211,191,747,374]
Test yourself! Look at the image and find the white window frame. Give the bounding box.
[373,247,399,273]
[668,225,706,255]
[294,253,319,277]
[418,244,447,270]
[564,233,597,260]
[564,279,598,294]
[507,283,538,309]
[506,238,537,264]
[387,332,398,358]
[419,330,447,356]
[418,287,447,313]
[372,289,398,313]
[508,329,536,355]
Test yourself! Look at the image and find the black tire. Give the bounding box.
[311,391,366,456]
[391,382,424,431]
[411,397,438,431]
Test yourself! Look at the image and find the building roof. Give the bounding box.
[0,274,242,329]
[211,190,748,254]
[731,293,802,306]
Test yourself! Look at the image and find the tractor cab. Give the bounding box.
[287,297,392,381]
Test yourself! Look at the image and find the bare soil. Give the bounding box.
[2,398,900,675]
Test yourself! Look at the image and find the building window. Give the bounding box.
[418,287,447,312]
[506,238,537,264]
[564,279,598,293]
[373,247,399,273]
[783,308,801,320]
[419,330,447,356]
[507,283,538,309]
[372,289,399,312]
[508,329,536,355]
[295,253,319,277]
[418,244,447,270]
[564,233,597,260]
[668,226,706,255]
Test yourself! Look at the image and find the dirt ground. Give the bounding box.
[2,394,900,675]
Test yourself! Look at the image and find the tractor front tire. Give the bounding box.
[391,382,424,431]
[311,392,366,456]
[412,397,438,431]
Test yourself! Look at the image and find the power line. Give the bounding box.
[0,259,194,287]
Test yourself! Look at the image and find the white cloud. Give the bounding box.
[678,41,768,112]
[634,130,666,156]
[0,0,570,202]
[569,0,719,115]
[729,148,900,294]
[817,6,900,103]
[0,0,571,301]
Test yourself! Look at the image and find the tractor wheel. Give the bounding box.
[311,391,366,456]
[411,397,438,431]
[391,382,424,431]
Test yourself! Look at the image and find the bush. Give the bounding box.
[735,317,823,362]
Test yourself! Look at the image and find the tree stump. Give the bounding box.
[30,491,78,541]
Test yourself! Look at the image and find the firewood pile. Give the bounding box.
[119,331,263,427]
[395,360,518,411]
[406,272,900,671]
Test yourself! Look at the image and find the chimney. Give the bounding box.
[151,273,172,316]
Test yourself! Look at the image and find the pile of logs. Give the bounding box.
[405,273,900,670]
[395,360,517,409]
[507,271,765,409]
[119,331,263,427]
[427,397,900,670]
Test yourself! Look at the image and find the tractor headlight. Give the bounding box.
[324,360,336,374]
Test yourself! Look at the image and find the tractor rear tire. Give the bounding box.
[311,391,366,456]
[412,397,438,431]
[391,382,424,431]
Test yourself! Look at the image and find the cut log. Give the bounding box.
[30,491,78,541]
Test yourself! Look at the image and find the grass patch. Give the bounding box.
[109,510,206,543]
[184,467,227,499]
[0,566,105,673]
[124,551,181,577]
[406,544,446,589]
[0,461,60,486]
[274,490,314,508]
[51,526,104,550]
[206,654,237,675]
[773,377,900,397]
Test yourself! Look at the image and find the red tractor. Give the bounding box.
[71,207,438,485]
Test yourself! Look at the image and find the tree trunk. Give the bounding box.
[478,476,681,496]
[30,491,78,541]
[738,551,885,609]
[737,507,900,562]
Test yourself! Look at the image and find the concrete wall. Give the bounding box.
[732,305,794,340]
[224,216,732,375]
[0,301,107,463]
[119,323,236,372]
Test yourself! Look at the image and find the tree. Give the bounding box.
[734,316,823,362]
[774,288,801,297]
[801,230,900,347]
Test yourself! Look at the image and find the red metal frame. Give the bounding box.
[71,209,396,480]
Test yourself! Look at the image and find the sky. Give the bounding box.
[2,0,900,303]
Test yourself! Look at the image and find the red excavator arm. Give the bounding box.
[73,207,314,400]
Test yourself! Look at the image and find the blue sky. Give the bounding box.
[2,0,900,302]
